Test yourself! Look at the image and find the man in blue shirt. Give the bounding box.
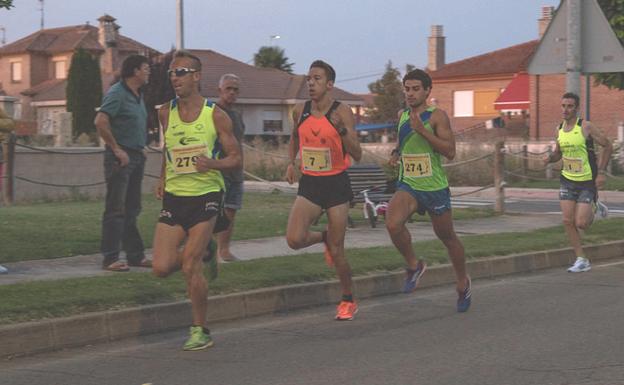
[94,54,151,271]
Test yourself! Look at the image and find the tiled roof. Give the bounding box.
[430,40,539,79]
[21,78,66,101]
[189,49,363,103]
[0,24,159,57]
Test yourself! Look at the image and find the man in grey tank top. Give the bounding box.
[214,73,245,262]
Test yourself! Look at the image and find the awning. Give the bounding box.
[355,123,395,132]
[494,73,530,110]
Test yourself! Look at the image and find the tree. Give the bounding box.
[144,50,176,140]
[253,46,294,73]
[66,49,102,141]
[593,0,624,89]
[367,61,404,123]
[0,0,14,10]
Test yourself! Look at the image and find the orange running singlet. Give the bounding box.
[297,101,350,176]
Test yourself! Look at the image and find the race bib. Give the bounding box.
[562,156,583,175]
[171,144,207,174]
[402,153,432,178]
[301,147,332,172]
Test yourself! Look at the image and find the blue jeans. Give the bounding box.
[101,147,146,266]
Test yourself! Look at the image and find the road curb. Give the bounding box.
[2,240,623,358]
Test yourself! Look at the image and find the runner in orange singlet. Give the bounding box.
[285,60,362,320]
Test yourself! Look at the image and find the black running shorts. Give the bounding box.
[158,191,223,231]
[297,172,353,209]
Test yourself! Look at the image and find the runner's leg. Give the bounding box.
[152,222,186,277]
[182,219,215,327]
[385,190,419,270]
[286,196,323,250]
[325,202,351,295]
[430,210,468,291]
[561,200,584,258]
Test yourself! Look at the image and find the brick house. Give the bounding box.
[0,15,160,142]
[426,6,624,140]
[0,16,362,144]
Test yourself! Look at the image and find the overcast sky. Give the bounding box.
[0,0,556,93]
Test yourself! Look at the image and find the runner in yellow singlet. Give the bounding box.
[544,92,612,273]
[152,50,241,351]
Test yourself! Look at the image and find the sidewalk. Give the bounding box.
[0,213,564,285]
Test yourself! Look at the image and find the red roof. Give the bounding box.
[430,40,539,79]
[189,49,362,103]
[0,24,160,57]
[494,73,530,110]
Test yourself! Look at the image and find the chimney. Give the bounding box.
[97,14,119,75]
[428,25,445,72]
[538,6,554,38]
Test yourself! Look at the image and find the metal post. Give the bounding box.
[3,132,15,205]
[585,74,591,120]
[176,0,184,49]
[494,141,505,213]
[566,0,582,95]
[522,144,528,181]
[545,145,553,180]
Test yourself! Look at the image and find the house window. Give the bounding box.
[262,110,283,132]
[453,89,500,117]
[10,61,22,82]
[453,90,473,117]
[54,60,67,79]
[474,90,499,116]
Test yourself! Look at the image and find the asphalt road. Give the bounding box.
[3,259,624,385]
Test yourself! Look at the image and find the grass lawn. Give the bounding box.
[0,191,495,263]
[1,218,622,325]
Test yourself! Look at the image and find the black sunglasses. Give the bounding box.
[167,67,198,77]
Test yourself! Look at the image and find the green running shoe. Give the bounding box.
[183,326,214,351]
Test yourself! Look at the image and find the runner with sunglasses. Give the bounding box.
[152,50,241,350]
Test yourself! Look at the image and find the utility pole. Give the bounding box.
[39,0,45,29]
[176,0,184,49]
[566,0,581,95]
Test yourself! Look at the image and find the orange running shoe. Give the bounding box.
[335,300,358,321]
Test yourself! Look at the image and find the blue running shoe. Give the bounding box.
[457,276,472,313]
[403,260,427,293]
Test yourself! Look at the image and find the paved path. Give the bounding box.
[3,260,623,385]
[2,185,622,286]
[0,213,563,285]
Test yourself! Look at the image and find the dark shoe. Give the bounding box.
[219,254,240,263]
[457,276,472,313]
[403,260,427,293]
[104,261,130,272]
[128,258,152,268]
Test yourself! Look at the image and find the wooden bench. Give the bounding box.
[346,164,396,227]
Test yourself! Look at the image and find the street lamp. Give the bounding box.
[269,35,281,45]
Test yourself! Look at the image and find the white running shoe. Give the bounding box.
[0,265,7,274]
[596,200,609,219]
[567,257,591,273]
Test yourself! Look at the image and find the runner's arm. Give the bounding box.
[586,121,613,173]
[414,109,455,160]
[337,104,362,162]
[545,142,562,164]
[285,104,302,184]
[156,105,170,199]
[196,106,241,172]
